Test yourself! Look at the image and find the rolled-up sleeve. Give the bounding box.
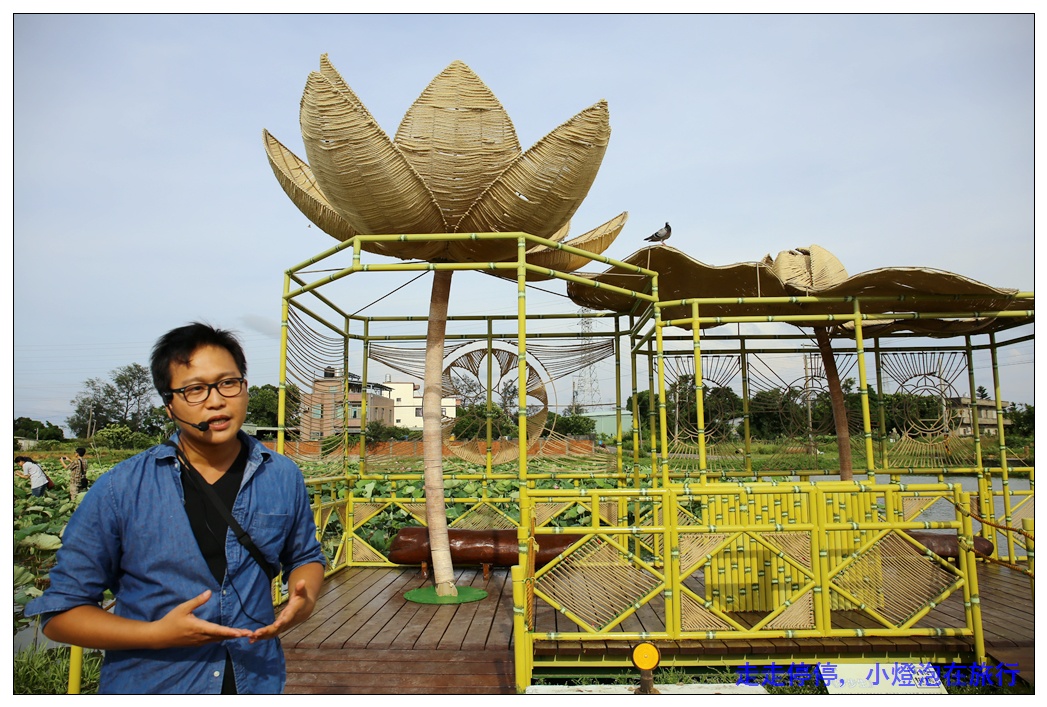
[25,474,122,626]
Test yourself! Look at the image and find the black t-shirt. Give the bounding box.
[179,442,248,583]
[178,441,248,694]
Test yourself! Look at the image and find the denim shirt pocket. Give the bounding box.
[248,512,291,561]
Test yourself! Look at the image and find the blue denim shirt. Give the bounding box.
[26,433,326,694]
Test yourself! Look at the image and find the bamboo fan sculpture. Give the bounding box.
[265,56,624,598]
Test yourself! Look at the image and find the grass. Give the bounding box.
[14,647,102,695]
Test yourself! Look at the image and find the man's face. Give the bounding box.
[166,344,248,447]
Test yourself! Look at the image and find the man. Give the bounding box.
[26,323,326,694]
[60,446,88,499]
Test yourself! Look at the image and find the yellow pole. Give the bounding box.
[965,335,992,547]
[360,320,370,476]
[67,645,83,694]
[486,320,494,476]
[277,271,292,456]
[614,316,624,477]
[739,337,752,478]
[814,486,833,630]
[342,316,351,474]
[852,300,876,480]
[511,565,532,693]
[630,315,641,489]
[647,340,658,482]
[654,299,670,489]
[959,489,986,664]
[691,302,708,473]
[990,332,1016,561]
[1021,517,1034,600]
[516,235,533,595]
[872,339,889,470]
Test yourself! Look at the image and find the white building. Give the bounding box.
[386,380,459,430]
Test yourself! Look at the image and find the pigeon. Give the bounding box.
[644,222,671,244]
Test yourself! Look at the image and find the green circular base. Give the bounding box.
[404,585,488,605]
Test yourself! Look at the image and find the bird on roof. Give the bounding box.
[644,222,671,244]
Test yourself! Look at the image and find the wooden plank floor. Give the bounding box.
[281,563,1033,694]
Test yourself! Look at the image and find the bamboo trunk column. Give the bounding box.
[424,269,457,596]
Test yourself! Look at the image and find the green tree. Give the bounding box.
[977,385,990,400]
[1007,403,1034,437]
[545,412,596,436]
[67,364,159,437]
[246,383,302,429]
[13,417,65,441]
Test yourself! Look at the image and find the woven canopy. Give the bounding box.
[567,244,1033,337]
[265,55,622,268]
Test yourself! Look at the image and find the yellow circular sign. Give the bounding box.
[631,642,660,670]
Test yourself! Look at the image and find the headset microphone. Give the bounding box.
[166,405,211,431]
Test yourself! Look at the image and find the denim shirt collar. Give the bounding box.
[161,430,271,486]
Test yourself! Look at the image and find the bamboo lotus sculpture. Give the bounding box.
[263,55,626,266]
[265,56,623,597]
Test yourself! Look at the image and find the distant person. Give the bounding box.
[26,322,326,694]
[60,447,89,498]
[15,456,49,497]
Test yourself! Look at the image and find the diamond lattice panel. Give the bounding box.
[832,531,959,625]
[536,537,661,631]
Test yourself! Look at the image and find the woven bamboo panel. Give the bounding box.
[762,531,812,569]
[764,591,815,630]
[400,502,428,524]
[832,531,959,625]
[451,503,517,530]
[678,532,730,573]
[533,503,571,527]
[352,539,389,564]
[536,537,660,632]
[679,591,733,631]
[352,503,389,530]
[902,495,941,521]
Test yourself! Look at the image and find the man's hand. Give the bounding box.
[248,563,323,643]
[42,590,251,651]
[149,590,253,648]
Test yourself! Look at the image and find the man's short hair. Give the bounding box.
[75,447,86,456]
[150,322,248,403]
[15,456,31,464]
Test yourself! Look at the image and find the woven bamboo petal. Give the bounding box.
[493,212,628,282]
[317,54,379,126]
[394,61,522,229]
[264,129,407,253]
[766,245,848,292]
[452,100,611,262]
[299,71,447,257]
[526,219,571,254]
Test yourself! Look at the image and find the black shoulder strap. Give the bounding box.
[164,440,279,582]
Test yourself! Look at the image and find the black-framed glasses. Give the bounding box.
[168,377,246,404]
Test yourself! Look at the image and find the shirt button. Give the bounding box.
[214,671,221,678]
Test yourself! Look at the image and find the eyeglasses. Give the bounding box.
[168,377,246,404]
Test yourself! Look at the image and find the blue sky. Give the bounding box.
[9,12,1036,435]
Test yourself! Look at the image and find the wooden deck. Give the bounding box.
[281,563,1034,694]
